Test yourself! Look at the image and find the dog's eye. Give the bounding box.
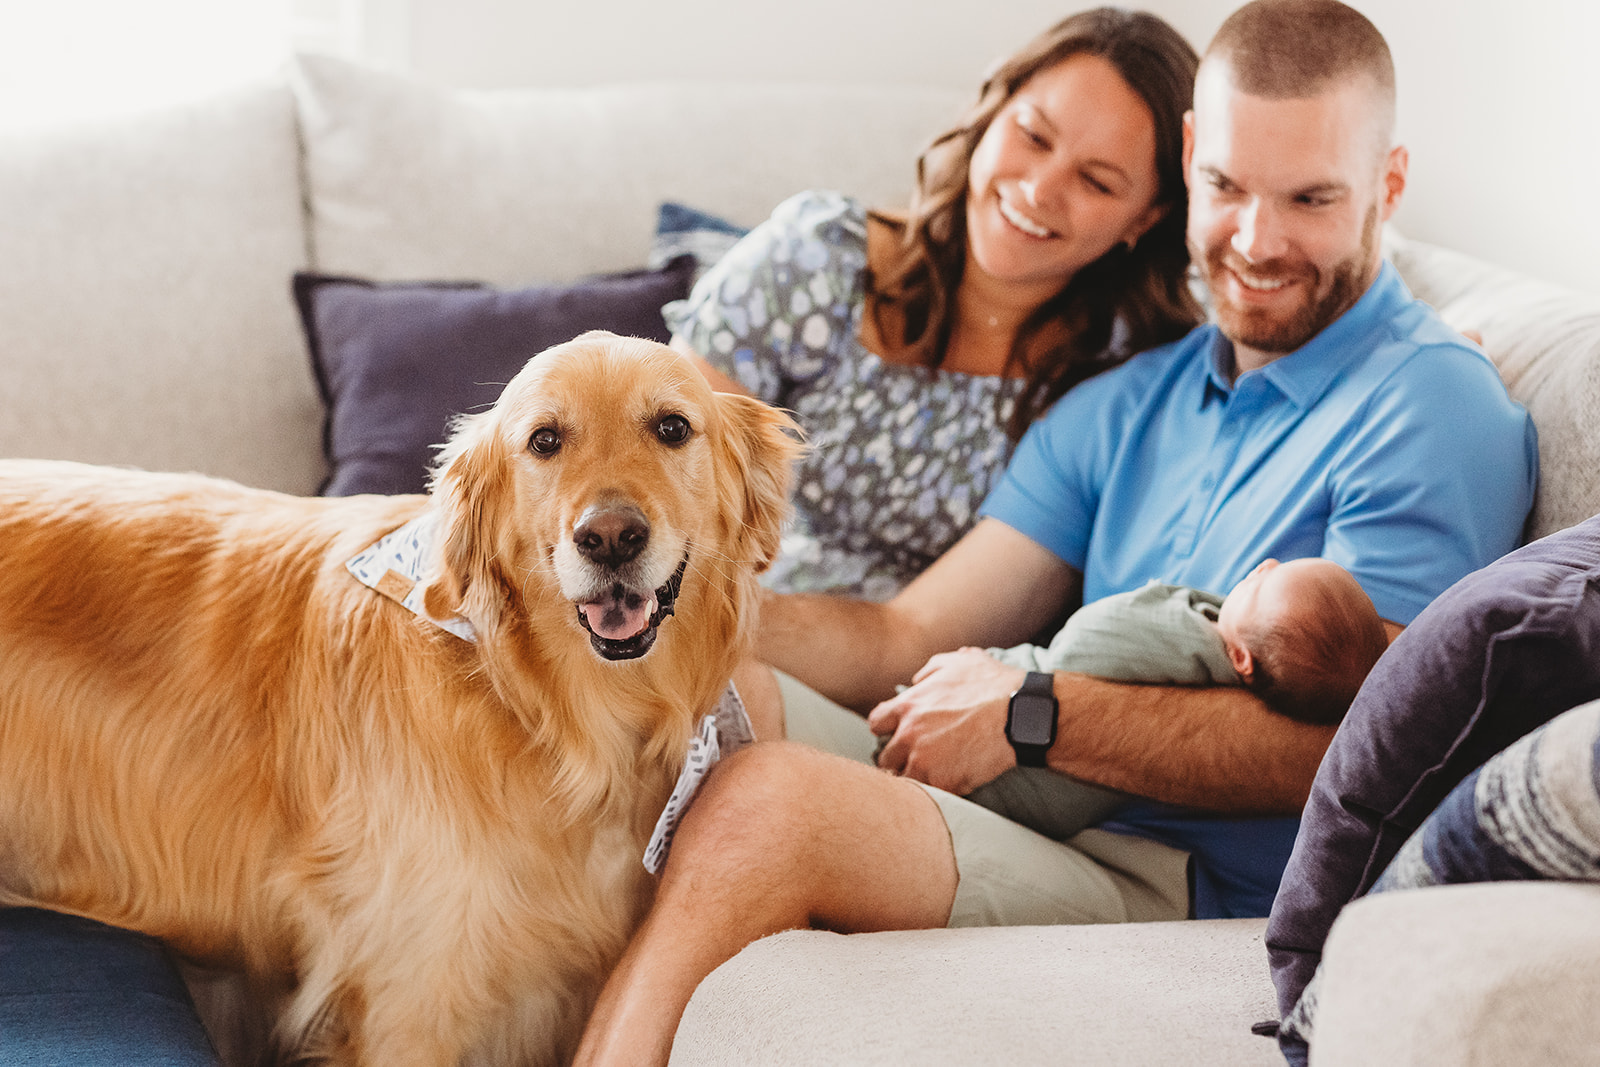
[655,414,691,447]
[529,427,562,455]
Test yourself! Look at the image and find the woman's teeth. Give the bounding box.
[999,197,1052,238]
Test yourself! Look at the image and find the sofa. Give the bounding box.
[3,53,1600,1065]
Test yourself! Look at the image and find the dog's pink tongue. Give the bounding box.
[580,589,656,641]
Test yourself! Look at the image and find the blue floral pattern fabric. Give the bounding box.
[664,191,1024,600]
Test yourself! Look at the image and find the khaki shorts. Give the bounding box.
[776,670,1191,927]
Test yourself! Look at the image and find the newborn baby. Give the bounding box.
[993,557,1389,725]
[971,559,1390,839]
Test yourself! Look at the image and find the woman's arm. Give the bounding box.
[671,336,751,397]
[756,518,1082,711]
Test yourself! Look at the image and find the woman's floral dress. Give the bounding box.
[665,191,1025,600]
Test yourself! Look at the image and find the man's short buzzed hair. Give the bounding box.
[1206,0,1395,103]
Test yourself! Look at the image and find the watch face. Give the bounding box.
[1008,693,1056,747]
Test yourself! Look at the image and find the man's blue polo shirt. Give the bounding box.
[979,261,1538,918]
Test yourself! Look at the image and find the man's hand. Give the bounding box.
[867,647,1026,795]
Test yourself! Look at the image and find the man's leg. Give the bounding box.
[572,741,959,1066]
[575,679,1190,1065]
[775,667,880,764]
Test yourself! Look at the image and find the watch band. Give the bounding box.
[1006,671,1058,768]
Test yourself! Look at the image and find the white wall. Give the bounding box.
[382,0,1600,297]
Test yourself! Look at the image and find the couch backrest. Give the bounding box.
[6,54,1594,543]
[1390,233,1600,542]
[0,56,965,494]
[0,83,322,494]
[290,54,966,285]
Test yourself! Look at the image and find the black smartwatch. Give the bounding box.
[1006,671,1058,768]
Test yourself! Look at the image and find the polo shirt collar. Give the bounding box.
[1201,259,1408,409]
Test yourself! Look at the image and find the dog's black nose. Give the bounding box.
[574,503,650,567]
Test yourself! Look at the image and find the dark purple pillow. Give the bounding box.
[1267,513,1600,1019]
[295,256,694,496]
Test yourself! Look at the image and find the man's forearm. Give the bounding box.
[1047,673,1337,813]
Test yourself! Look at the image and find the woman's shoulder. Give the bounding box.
[766,190,870,249]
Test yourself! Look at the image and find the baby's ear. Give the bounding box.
[1226,640,1254,683]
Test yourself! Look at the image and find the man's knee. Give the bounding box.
[662,742,837,880]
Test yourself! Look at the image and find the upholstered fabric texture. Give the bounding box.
[290,53,962,285]
[1312,883,1600,1066]
[670,921,1281,1066]
[296,257,694,496]
[0,908,220,1066]
[0,83,321,495]
[1266,514,1600,1017]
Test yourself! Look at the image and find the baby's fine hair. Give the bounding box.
[1245,571,1389,726]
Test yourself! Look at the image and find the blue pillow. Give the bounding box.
[0,907,220,1066]
[296,256,694,497]
[1266,513,1600,1027]
[647,202,748,284]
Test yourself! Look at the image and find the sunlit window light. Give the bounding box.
[0,0,365,128]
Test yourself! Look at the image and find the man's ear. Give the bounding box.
[1380,144,1408,221]
[1226,639,1254,683]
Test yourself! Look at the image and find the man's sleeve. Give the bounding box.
[1323,343,1538,625]
[978,375,1121,573]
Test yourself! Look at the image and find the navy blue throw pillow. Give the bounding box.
[0,907,220,1065]
[296,255,694,497]
[1267,513,1600,1022]
[647,202,748,283]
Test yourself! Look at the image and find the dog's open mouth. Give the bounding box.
[573,558,687,661]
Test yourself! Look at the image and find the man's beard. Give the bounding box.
[1195,202,1380,356]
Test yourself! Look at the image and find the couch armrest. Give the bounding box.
[1313,882,1600,1065]
[670,919,1279,1066]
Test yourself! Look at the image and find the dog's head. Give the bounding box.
[421,331,800,674]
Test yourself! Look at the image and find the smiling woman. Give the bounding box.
[668,8,1203,601]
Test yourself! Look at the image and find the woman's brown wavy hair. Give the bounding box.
[867,7,1202,439]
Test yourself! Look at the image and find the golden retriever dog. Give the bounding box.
[0,331,800,1066]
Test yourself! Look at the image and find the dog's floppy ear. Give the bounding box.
[713,392,804,570]
[421,409,512,627]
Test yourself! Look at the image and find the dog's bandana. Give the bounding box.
[644,686,754,874]
[345,511,477,642]
[347,514,754,873]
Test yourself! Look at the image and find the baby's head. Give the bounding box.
[1215,558,1388,725]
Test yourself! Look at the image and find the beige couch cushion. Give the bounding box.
[1314,883,1600,1065]
[0,84,322,494]
[670,919,1280,1066]
[291,54,965,286]
[1390,233,1600,541]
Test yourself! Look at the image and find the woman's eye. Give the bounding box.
[529,427,562,455]
[656,414,692,446]
[1017,120,1048,149]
